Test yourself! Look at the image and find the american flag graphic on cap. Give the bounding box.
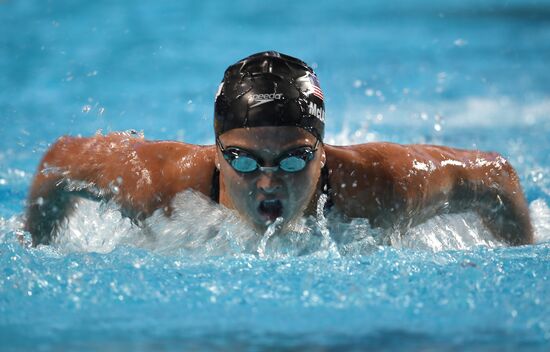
[309,75,324,100]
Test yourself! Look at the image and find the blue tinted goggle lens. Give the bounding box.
[279,156,307,172]
[230,156,258,173]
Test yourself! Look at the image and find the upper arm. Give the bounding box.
[325,143,471,226]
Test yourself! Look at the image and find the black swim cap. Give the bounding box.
[214,51,325,141]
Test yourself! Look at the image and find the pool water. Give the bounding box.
[1,0,550,350]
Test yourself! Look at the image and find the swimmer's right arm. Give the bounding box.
[325,143,533,245]
[25,133,216,246]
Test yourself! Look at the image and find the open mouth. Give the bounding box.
[258,199,283,222]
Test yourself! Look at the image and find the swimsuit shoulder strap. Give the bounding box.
[321,165,334,211]
[210,167,220,203]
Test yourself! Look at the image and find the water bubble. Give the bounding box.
[454,38,468,47]
[82,105,92,113]
[109,183,120,195]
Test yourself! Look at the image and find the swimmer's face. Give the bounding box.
[216,126,325,232]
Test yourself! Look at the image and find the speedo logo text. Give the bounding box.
[249,93,283,108]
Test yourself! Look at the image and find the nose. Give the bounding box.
[256,171,281,194]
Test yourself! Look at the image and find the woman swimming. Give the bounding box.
[25,51,533,246]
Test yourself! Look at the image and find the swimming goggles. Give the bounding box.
[216,138,319,173]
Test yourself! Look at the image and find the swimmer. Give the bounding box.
[25,51,534,246]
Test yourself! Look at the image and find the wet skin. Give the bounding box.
[216,127,325,233]
[26,128,533,246]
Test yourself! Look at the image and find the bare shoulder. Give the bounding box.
[322,143,411,223]
[39,132,217,209]
[47,132,216,169]
[324,142,506,170]
[323,142,416,174]
[141,139,217,196]
[322,142,513,225]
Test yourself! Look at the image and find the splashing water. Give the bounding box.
[16,190,546,257]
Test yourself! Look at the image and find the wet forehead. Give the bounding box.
[219,126,316,157]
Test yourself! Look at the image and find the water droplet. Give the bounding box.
[110,184,120,195]
[82,105,92,113]
[454,38,468,47]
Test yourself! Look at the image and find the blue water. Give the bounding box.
[1,0,550,350]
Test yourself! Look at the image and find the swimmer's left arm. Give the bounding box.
[25,133,216,245]
[325,143,533,245]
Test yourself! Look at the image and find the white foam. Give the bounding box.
[391,212,503,251]
[530,198,550,243]
[40,191,550,256]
